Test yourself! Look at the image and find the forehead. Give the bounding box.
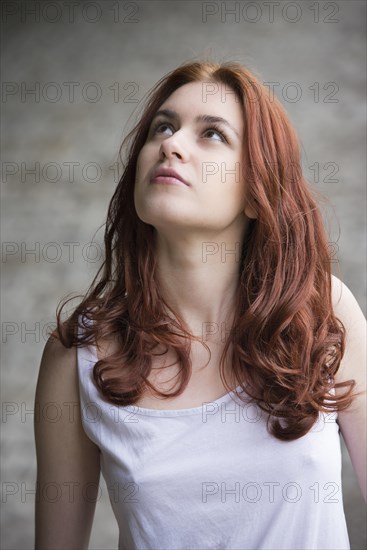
[159,81,243,129]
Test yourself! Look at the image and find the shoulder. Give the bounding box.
[35,336,79,406]
[35,335,101,461]
[329,275,367,503]
[331,274,364,317]
[330,274,366,384]
[42,334,77,363]
[40,334,78,372]
[34,337,101,546]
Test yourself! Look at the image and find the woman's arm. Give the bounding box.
[331,274,367,504]
[34,336,101,549]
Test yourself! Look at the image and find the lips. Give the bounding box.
[150,166,189,186]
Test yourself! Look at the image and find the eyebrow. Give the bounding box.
[150,108,241,139]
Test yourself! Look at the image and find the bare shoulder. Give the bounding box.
[330,274,366,383]
[35,335,79,403]
[34,336,101,548]
[331,273,365,319]
[40,333,77,366]
[331,275,366,371]
[330,274,367,503]
[34,334,97,447]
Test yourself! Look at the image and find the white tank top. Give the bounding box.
[76,318,350,550]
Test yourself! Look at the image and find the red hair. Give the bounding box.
[53,59,358,440]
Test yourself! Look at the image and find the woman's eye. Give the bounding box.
[151,122,228,143]
[204,128,227,142]
[152,122,173,136]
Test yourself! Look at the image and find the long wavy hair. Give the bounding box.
[53,58,358,441]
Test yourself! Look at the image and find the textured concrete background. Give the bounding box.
[1,0,366,548]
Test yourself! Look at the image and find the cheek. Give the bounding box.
[135,146,154,182]
[134,158,144,208]
[135,155,143,182]
[134,153,153,219]
[209,170,243,197]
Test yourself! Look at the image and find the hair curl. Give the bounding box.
[52,57,358,441]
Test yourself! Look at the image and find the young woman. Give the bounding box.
[34,59,366,549]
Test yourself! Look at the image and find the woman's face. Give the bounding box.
[134,80,253,235]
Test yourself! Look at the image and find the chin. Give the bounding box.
[141,213,192,229]
[136,196,194,225]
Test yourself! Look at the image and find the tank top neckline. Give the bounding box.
[89,342,244,417]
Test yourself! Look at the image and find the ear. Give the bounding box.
[244,203,257,220]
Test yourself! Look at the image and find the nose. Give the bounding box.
[159,132,189,162]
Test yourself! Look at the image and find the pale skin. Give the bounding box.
[34,81,367,547]
[133,81,256,401]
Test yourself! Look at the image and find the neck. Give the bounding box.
[153,224,248,342]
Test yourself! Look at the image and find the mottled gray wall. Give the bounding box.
[1,0,366,548]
